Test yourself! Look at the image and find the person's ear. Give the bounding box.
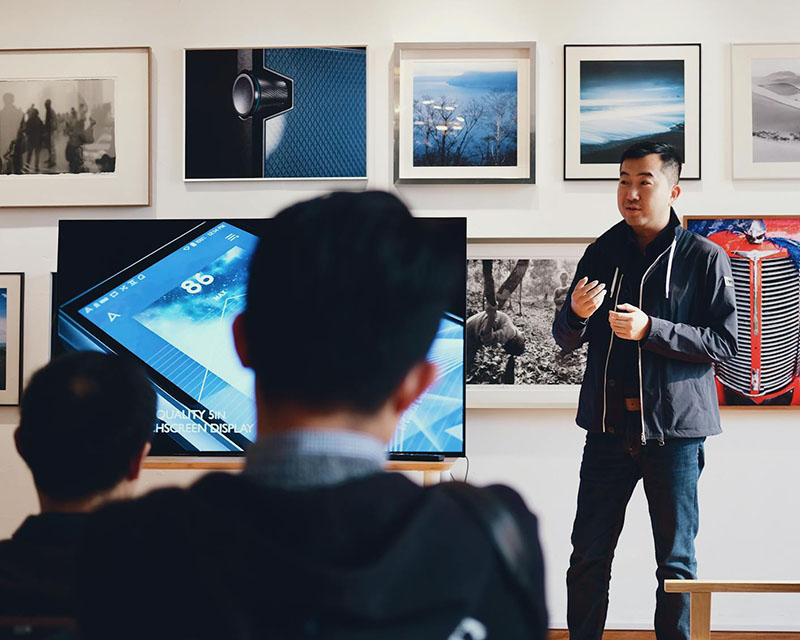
[670,183,681,204]
[13,427,23,460]
[393,361,437,414]
[127,441,151,482]
[232,313,251,368]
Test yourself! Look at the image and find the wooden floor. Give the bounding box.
[549,631,800,640]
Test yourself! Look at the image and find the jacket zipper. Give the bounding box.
[602,268,622,433]
[637,241,678,445]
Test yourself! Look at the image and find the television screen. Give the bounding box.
[55,219,465,457]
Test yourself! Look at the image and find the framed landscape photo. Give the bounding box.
[732,43,800,179]
[393,42,535,184]
[564,44,701,180]
[0,273,23,405]
[684,215,800,408]
[466,240,590,408]
[0,47,150,207]
[184,46,367,181]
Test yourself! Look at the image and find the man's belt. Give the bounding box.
[624,396,641,412]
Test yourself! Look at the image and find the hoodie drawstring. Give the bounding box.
[664,239,677,299]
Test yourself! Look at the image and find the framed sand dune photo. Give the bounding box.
[0,47,150,207]
[564,44,701,180]
[732,43,800,179]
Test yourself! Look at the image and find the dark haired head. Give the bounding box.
[244,191,463,413]
[503,333,526,357]
[17,352,155,502]
[620,141,682,185]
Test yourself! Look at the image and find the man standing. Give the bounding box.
[553,271,570,324]
[553,142,738,640]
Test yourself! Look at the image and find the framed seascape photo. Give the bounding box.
[393,42,535,184]
[685,216,800,407]
[184,46,367,181]
[0,47,150,207]
[0,273,23,405]
[732,44,800,179]
[564,44,701,180]
[466,241,589,408]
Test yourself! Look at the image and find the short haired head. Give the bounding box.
[560,272,568,283]
[243,191,462,413]
[620,141,682,186]
[17,352,156,502]
[503,332,526,357]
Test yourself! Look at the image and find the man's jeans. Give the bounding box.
[566,431,705,640]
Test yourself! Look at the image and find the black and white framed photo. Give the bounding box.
[564,44,701,180]
[0,47,150,207]
[0,273,23,405]
[732,43,800,179]
[393,42,535,184]
[184,46,367,181]
[466,241,589,408]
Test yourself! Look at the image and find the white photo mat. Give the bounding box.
[466,240,590,409]
[564,44,701,180]
[394,42,534,183]
[732,43,800,179]
[0,273,23,405]
[0,47,150,207]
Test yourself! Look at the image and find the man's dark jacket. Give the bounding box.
[0,512,87,616]
[553,211,738,440]
[76,472,547,640]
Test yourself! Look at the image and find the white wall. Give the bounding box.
[0,0,799,630]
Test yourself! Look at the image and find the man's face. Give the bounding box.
[560,273,568,285]
[617,154,679,233]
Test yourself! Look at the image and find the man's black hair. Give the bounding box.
[18,352,156,501]
[620,141,682,185]
[245,191,463,413]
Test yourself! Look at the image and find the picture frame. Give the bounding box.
[732,43,800,179]
[466,239,591,408]
[0,273,24,405]
[393,42,535,184]
[183,46,367,181]
[0,47,150,207]
[684,215,800,408]
[564,44,701,180]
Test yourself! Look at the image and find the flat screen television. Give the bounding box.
[55,218,465,458]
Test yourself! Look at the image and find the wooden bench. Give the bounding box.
[664,580,800,640]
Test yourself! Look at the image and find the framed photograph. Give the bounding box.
[732,44,800,179]
[0,47,150,207]
[685,215,800,407]
[0,273,24,405]
[564,44,701,180]
[184,46,367,181]
[393,42,535,184]
[466,240,590,408]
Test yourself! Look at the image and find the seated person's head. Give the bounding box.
[503,333,526,357]
[233,191,462,439]
[16,352,156,511]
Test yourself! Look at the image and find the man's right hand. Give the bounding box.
[570,277,607,319]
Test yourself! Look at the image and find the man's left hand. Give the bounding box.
[609,303,651,341]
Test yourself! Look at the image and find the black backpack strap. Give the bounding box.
[439,482,539,622]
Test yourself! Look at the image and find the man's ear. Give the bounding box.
[670,183,681,204]
[232,313,251,368]
[14,427,23,460]
[127,441,151,482]
[393,361,438,414]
